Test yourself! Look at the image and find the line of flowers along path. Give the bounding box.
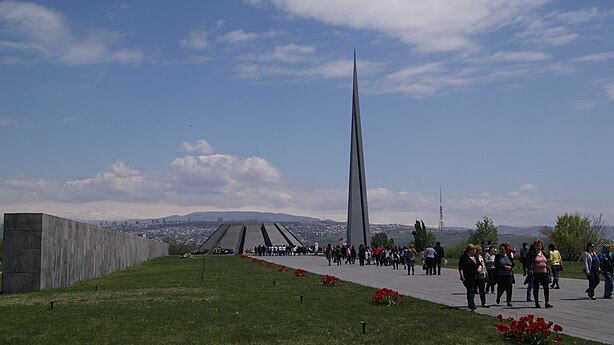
[258,254,613,345]
[236,254,402,306]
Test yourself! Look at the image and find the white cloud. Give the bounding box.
[0,117,13,126]
[180,29,209,50]
[169,154,281,192]
[508,191,521,197]
[3,161,163,202]
[575,52,614,63]
[606,82,614,101]
[252,43,316,63]
[260,0,548,53]
[373,63,471,97]
[0,1,142,65]
[60,116,78,123]
[549,7,600,24]
[520,184,538,191]
[234,57,381,80]
[511,7,609,49]
[218,29,281,43]
[485,51,551,63]
[180,139,215,154]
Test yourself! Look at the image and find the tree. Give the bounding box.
[467,217,498,247]
[371,232,389,247]
[412,220,436,252]
[541,212,608,261]
[168,241,197,255]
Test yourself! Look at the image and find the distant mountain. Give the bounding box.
[497,225,546,237]
[160,211,320,223]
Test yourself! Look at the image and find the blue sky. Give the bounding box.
[1,0,613,227]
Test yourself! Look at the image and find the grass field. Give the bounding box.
[0,256,600,345]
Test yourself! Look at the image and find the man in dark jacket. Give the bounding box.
[434,242,445,275]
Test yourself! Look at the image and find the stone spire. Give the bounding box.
[347,51,370,247]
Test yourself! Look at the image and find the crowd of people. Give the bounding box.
[311,237,614,312]
[253,244,309,256]
[322,242,445,274]
[458,239,614,311]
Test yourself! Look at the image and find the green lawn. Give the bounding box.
[0,256,600,345]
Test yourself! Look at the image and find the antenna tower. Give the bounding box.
[438,186,445,231]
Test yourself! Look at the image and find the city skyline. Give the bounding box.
[1,1,614,228]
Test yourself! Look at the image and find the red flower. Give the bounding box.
[294,268,307,277]
[494,314,564,344]
[371,288,404,306]
[321,275,340,287]
[277,265,289,272]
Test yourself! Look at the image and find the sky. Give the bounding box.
[1,0,613,228]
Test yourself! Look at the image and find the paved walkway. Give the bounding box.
[261,255,612,344]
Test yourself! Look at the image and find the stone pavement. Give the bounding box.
[261,255,613,344]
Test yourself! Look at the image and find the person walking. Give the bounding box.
[391,249,400,269]
[459,244,480,311]
[582,242,600,300]
[548,243,562,289]
[407,244,417,275]
[484,245,496,294]
[358,245,365,267]
[402,246,409,270]
[526,240,553,308]
[519,242,529,276]
[475,245,489,308]
[373,245,381,266]
[425,244,436,275]
[495,243,515,307]
[335,245,343,266]
[434,242,445,275]
[325,244,333,266]
[523,245,534,302]
[598,244,613,299]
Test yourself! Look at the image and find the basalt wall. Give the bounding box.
[2,213,168,294]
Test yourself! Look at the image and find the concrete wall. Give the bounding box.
[2,213,168,294]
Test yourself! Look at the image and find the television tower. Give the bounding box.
[438,186,445,231]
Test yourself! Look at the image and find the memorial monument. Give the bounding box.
[198,223,303,254]
[346,52,370,248]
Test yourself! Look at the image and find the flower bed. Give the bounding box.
[372,288,404,306]
[495,314,563,344]
[294,268,307,277]
[277,265,289,272]
[321,275,339,287]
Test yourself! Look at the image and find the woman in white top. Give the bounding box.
[583,242,600,300]
[475,245,489,308]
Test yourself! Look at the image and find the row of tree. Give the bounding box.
[370,212,610,261]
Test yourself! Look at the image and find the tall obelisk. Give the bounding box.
[347,52,370,247]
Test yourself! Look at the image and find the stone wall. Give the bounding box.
[2,213,168,294]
